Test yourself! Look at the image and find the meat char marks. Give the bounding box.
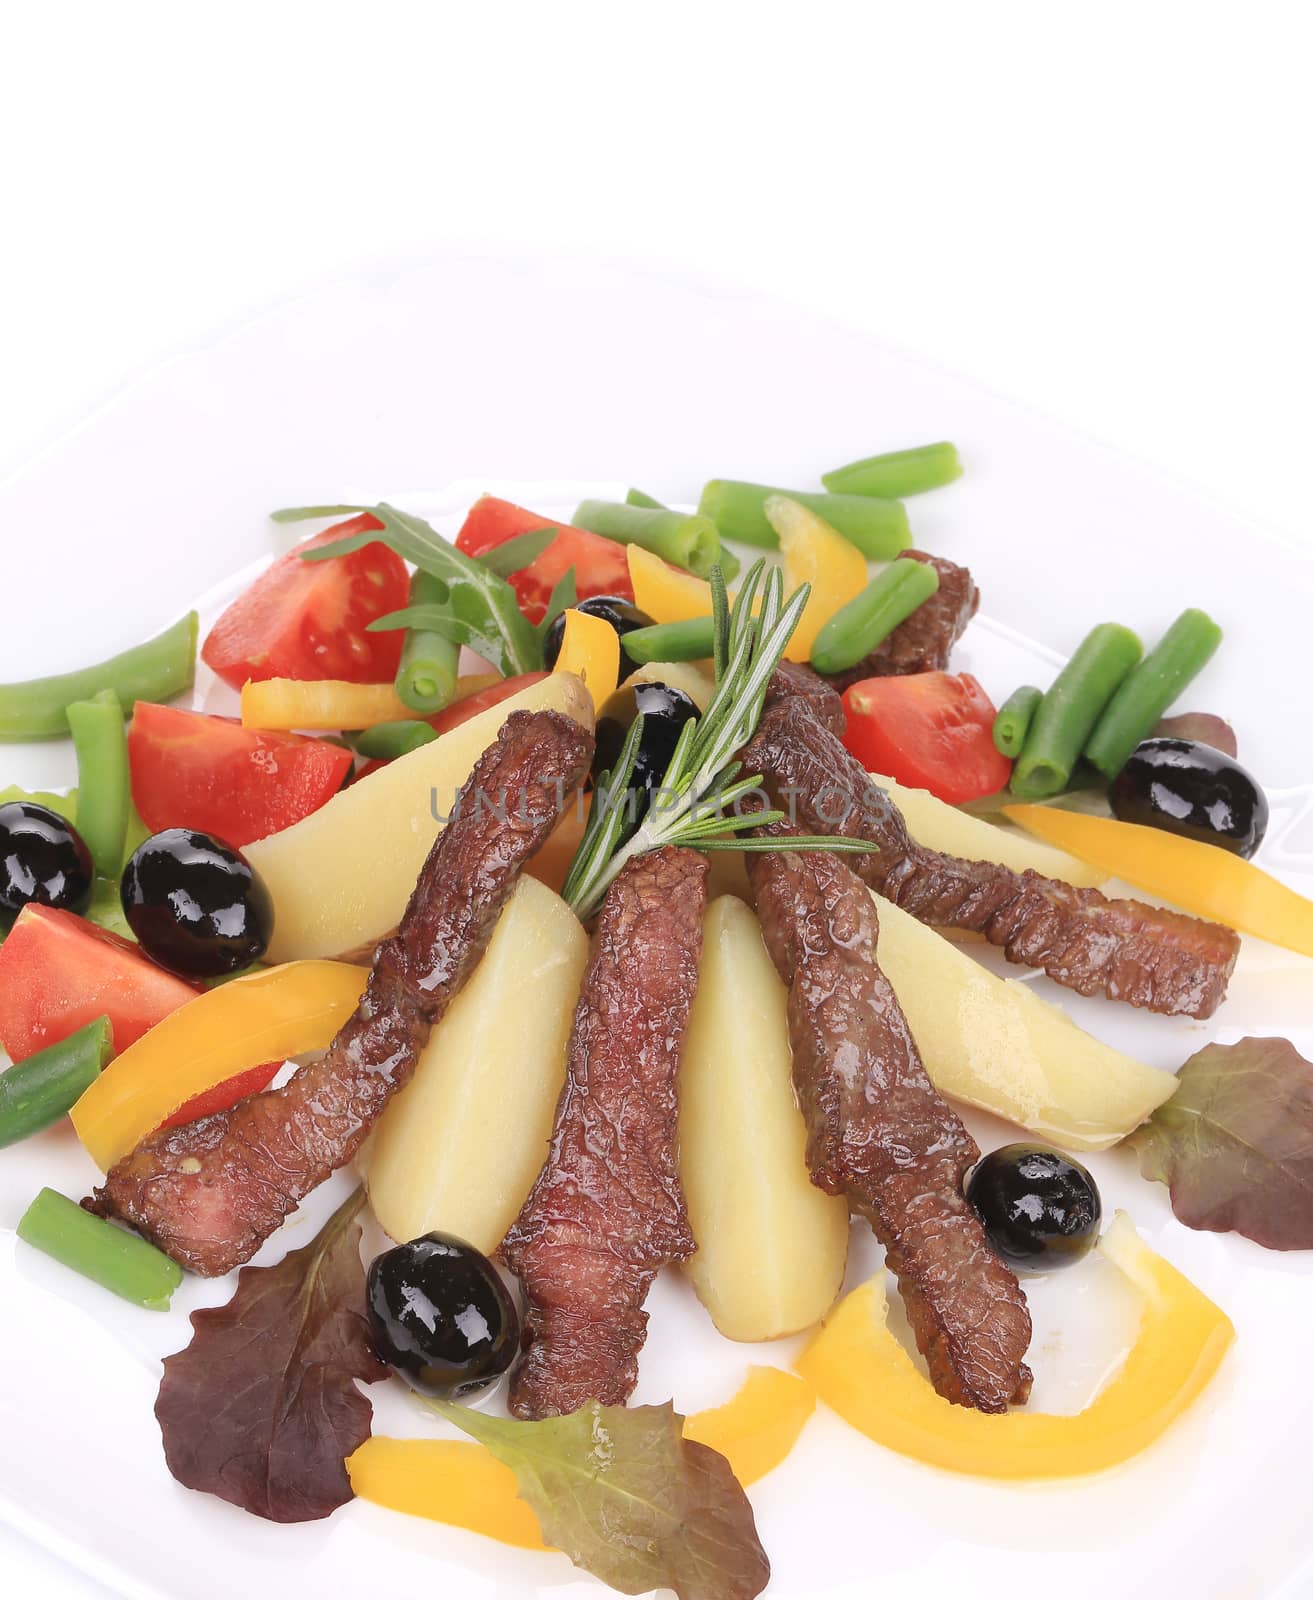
[503,846,708,1419]
[748,825,1032,1412]
[741,692,1238,1019]
[823,550,979,690]
[88,709,593,1277]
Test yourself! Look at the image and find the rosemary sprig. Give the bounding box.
[562,560,873,920]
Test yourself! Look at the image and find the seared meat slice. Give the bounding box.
[823,550,979,690]
[748,825,1032,1412]
[739,697,1238,1019]
[88,709,593,1277]
[503,846,708,1419]
[765,660,846,736]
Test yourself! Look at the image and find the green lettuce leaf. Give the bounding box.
[428,1397,770,1600]
[1131,1036,1313,1249]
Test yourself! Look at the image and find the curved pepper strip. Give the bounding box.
[795,1212,1233,1480]
[627,546,728,626]
[347,1366,815,1549]
[552,609,620,716]
[70,960,368,1170]
[242,678,415,732]
[1002,804,1313,958]
[765,495,869,664]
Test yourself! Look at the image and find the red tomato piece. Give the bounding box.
[840,671,1012,805]
[157,1059,283,1130]
[0,906,198,1063]
[425,673,548,738]
[456,496,634,624]
[128,702,353,847]
[201,515,410,690]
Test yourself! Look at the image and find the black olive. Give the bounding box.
[593,682,700,823]
[0,801,95,915]
[966,1143,1101,1272]
[120,828,274,978]
[1109,737,1268,859]
[366,1232,520,1398]
[542,594,655,681]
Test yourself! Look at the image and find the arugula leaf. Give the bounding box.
[535,564,579,640]
[1131,1037,1313,1250]
[428,1398,770,1600]
[474,528,558,578]
[275,502,542,676]
[1152,712,1238,758]
[155,1187,387,1522]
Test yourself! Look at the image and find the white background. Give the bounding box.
[1,4,1309,1594]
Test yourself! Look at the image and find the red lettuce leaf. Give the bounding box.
[155,1187,387,1522]
[429,1396,770,1599]
[1152,712,1238,757]
[1131,1037,1313,1249]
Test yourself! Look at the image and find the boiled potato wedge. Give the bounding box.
[873,892,1177,1150]
[680,896,849,1341]
[365,875,587,1253]
[873,774,1107,889]
[247,672,593,962]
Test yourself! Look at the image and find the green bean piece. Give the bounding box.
[0,1016,113,1149]
[621,617,718,665]
[0,612,198,742]
[17,1187,183,1309]
[809,558,940,675]
[822,441,962,498]
[993,685,1043,759]
[697,481,911,559]
[66,689,130,877]
[1011,624,1143,799]
[394,571,460,715]
[625,487,666,509]
[1084,609,1224,779]
[572,499,724,579]
[617,490,741,578]
[352,720,439,760]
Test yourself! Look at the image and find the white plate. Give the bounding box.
[2,256,1312,1600]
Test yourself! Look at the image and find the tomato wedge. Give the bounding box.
[841,672,1012,804]
[456,497,634,624]
[157,1060,282,1130]
[0,906,198,1063]
[128,702,353,847]
[201,515,410,690]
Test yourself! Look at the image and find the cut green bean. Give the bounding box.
[1011,624,1143,799]
[993,685,1043,759]
[809,558,940,675]
[572,499,724,579]
[0,1016,113,1149]
[622,617,717,665]
[697,481,911,559]
[17,1187,183,1309]
[66,689,130,877]
[0,612,198,742]
[394,571,460,715]
[617,490,740,579]
[1084,609,1224,779]
[352,720,439,760]
[625,487,666,509]
[822,441,962,498]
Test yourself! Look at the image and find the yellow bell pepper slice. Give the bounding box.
[242,678,415,731]
[347,1365,816,1549]
[626,544,728,625]
[764,495,869,663]
[1003,804,1313,958]
[70,960,367,1170]
[552,608,620,715]
[796,1211,1233,1480]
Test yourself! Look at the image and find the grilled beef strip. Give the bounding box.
[87,709,594,1277]
[764,660,847,735]
[739,695,1238,1019]
[822,550,979,691]
[748,821,1032,1411]
[502,845,708,1419]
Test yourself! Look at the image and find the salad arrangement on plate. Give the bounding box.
[2,443,1310,1600]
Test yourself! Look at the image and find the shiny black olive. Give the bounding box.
[1108,737,1268,859]
[366,1232,520,1398]
[120,828,274,977]
[966,1143,1101,1272]
[0,801,95,915]
[542,594,655,681]
[593,682,700,822]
